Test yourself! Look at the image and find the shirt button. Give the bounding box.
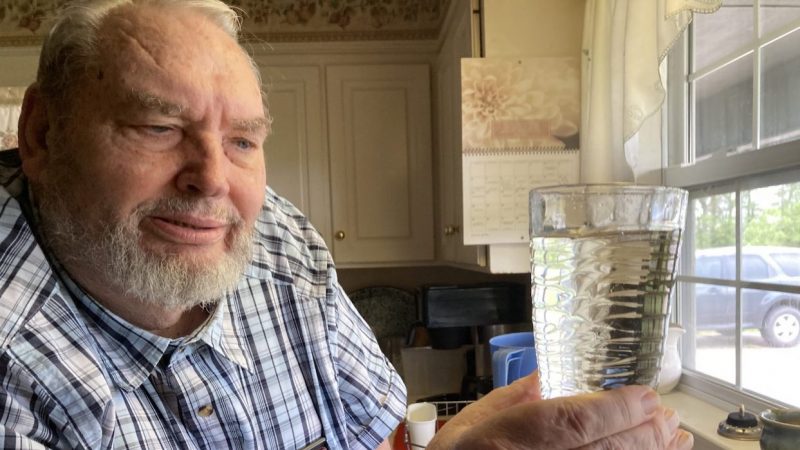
[197,405,214,417]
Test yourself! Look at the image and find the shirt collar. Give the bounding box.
[53,263,254,391]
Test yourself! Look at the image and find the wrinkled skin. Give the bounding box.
[427,373,693,450]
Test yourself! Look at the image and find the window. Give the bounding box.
[666,0,800,411]
[0,87,26,150]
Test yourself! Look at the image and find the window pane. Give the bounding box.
[691,193,737,275]
[742,181,800,285]
[693,1,753,72]
[760,27,800,147]
[760,0,800,37]
[773,253,800,277]
[683,281,737,384]
[694,54,754,157]
[742,288,800,407]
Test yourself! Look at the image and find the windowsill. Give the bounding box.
[662,391,760,450]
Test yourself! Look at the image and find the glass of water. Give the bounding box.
[529,184,688,399]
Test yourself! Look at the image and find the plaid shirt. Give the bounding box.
[0,150,406,449]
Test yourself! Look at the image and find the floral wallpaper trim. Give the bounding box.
[242,28,438,43]
[0,0,447,46]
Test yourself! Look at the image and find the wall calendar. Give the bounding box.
[461,57,580,245]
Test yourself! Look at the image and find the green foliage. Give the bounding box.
[694,193,736,249]
[694,182,800,249]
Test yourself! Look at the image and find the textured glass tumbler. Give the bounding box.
[529,184,688,399]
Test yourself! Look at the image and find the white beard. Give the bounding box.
[36,182,253,311]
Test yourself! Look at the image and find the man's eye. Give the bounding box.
[134,125,175,137]
[144,125,173,134]
[232,138,257,151]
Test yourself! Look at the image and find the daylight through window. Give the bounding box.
[666,0,800,409]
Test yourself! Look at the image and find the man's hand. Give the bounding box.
[427,372,693,450]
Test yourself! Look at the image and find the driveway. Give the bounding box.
[692,331,800,407]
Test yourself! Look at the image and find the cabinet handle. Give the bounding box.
[444,225,461,236]
[335,230,346,240]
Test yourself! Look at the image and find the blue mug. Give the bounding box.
[490,332,537,388]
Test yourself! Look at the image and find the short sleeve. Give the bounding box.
[329,282,407,449]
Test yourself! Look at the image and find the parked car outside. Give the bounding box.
[694,246,800,347]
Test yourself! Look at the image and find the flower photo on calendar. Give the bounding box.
[461,57,580,153]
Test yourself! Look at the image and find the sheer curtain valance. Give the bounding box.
[0,86,26,150]
[580,0,721,183]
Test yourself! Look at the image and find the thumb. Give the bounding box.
[428,371,541,450]
[474,370,542,410]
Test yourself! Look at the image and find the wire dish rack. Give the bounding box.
[427,400,473,418]
[400,400,474,450]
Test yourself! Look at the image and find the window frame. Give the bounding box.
[664,2,800,413]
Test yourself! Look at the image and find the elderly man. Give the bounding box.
[0,0,691,449]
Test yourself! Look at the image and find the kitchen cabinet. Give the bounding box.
[259,58,436,266]
[326,64,434,264]
[260,66,332,246]
[434,1,487,268]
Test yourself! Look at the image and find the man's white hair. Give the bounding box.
[37,0,262,108]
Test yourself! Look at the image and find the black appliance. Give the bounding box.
[420,282,530,399]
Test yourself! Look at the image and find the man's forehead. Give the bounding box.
[89,6,265,122]
[97,4,245,70]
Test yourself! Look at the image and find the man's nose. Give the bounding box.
[176,136,230,198]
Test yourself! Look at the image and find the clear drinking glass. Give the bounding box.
[529,184,688,399]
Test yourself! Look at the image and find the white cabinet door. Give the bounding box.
[260,65,332,245]
[435,2,486,268]
[326,64,434,264]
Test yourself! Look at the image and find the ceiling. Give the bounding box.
[0,0,450,47]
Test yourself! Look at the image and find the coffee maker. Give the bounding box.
[420,283,530,399]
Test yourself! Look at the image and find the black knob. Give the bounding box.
[725,407,758,428]
[717,404,762,441]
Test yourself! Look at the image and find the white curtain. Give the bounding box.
[0,87,26,150]
[580,0,721,184]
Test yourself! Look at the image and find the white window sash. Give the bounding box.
[665,8,800,410]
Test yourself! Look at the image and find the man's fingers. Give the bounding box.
[573,406,689,450]
[434,372,540,431]
[431,384,673,450]
[449,371,541,423]
[669,429,694,450]
[520,385,661,448]
[475,371,542,408]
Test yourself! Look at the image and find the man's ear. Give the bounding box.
[18,84,54,183]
